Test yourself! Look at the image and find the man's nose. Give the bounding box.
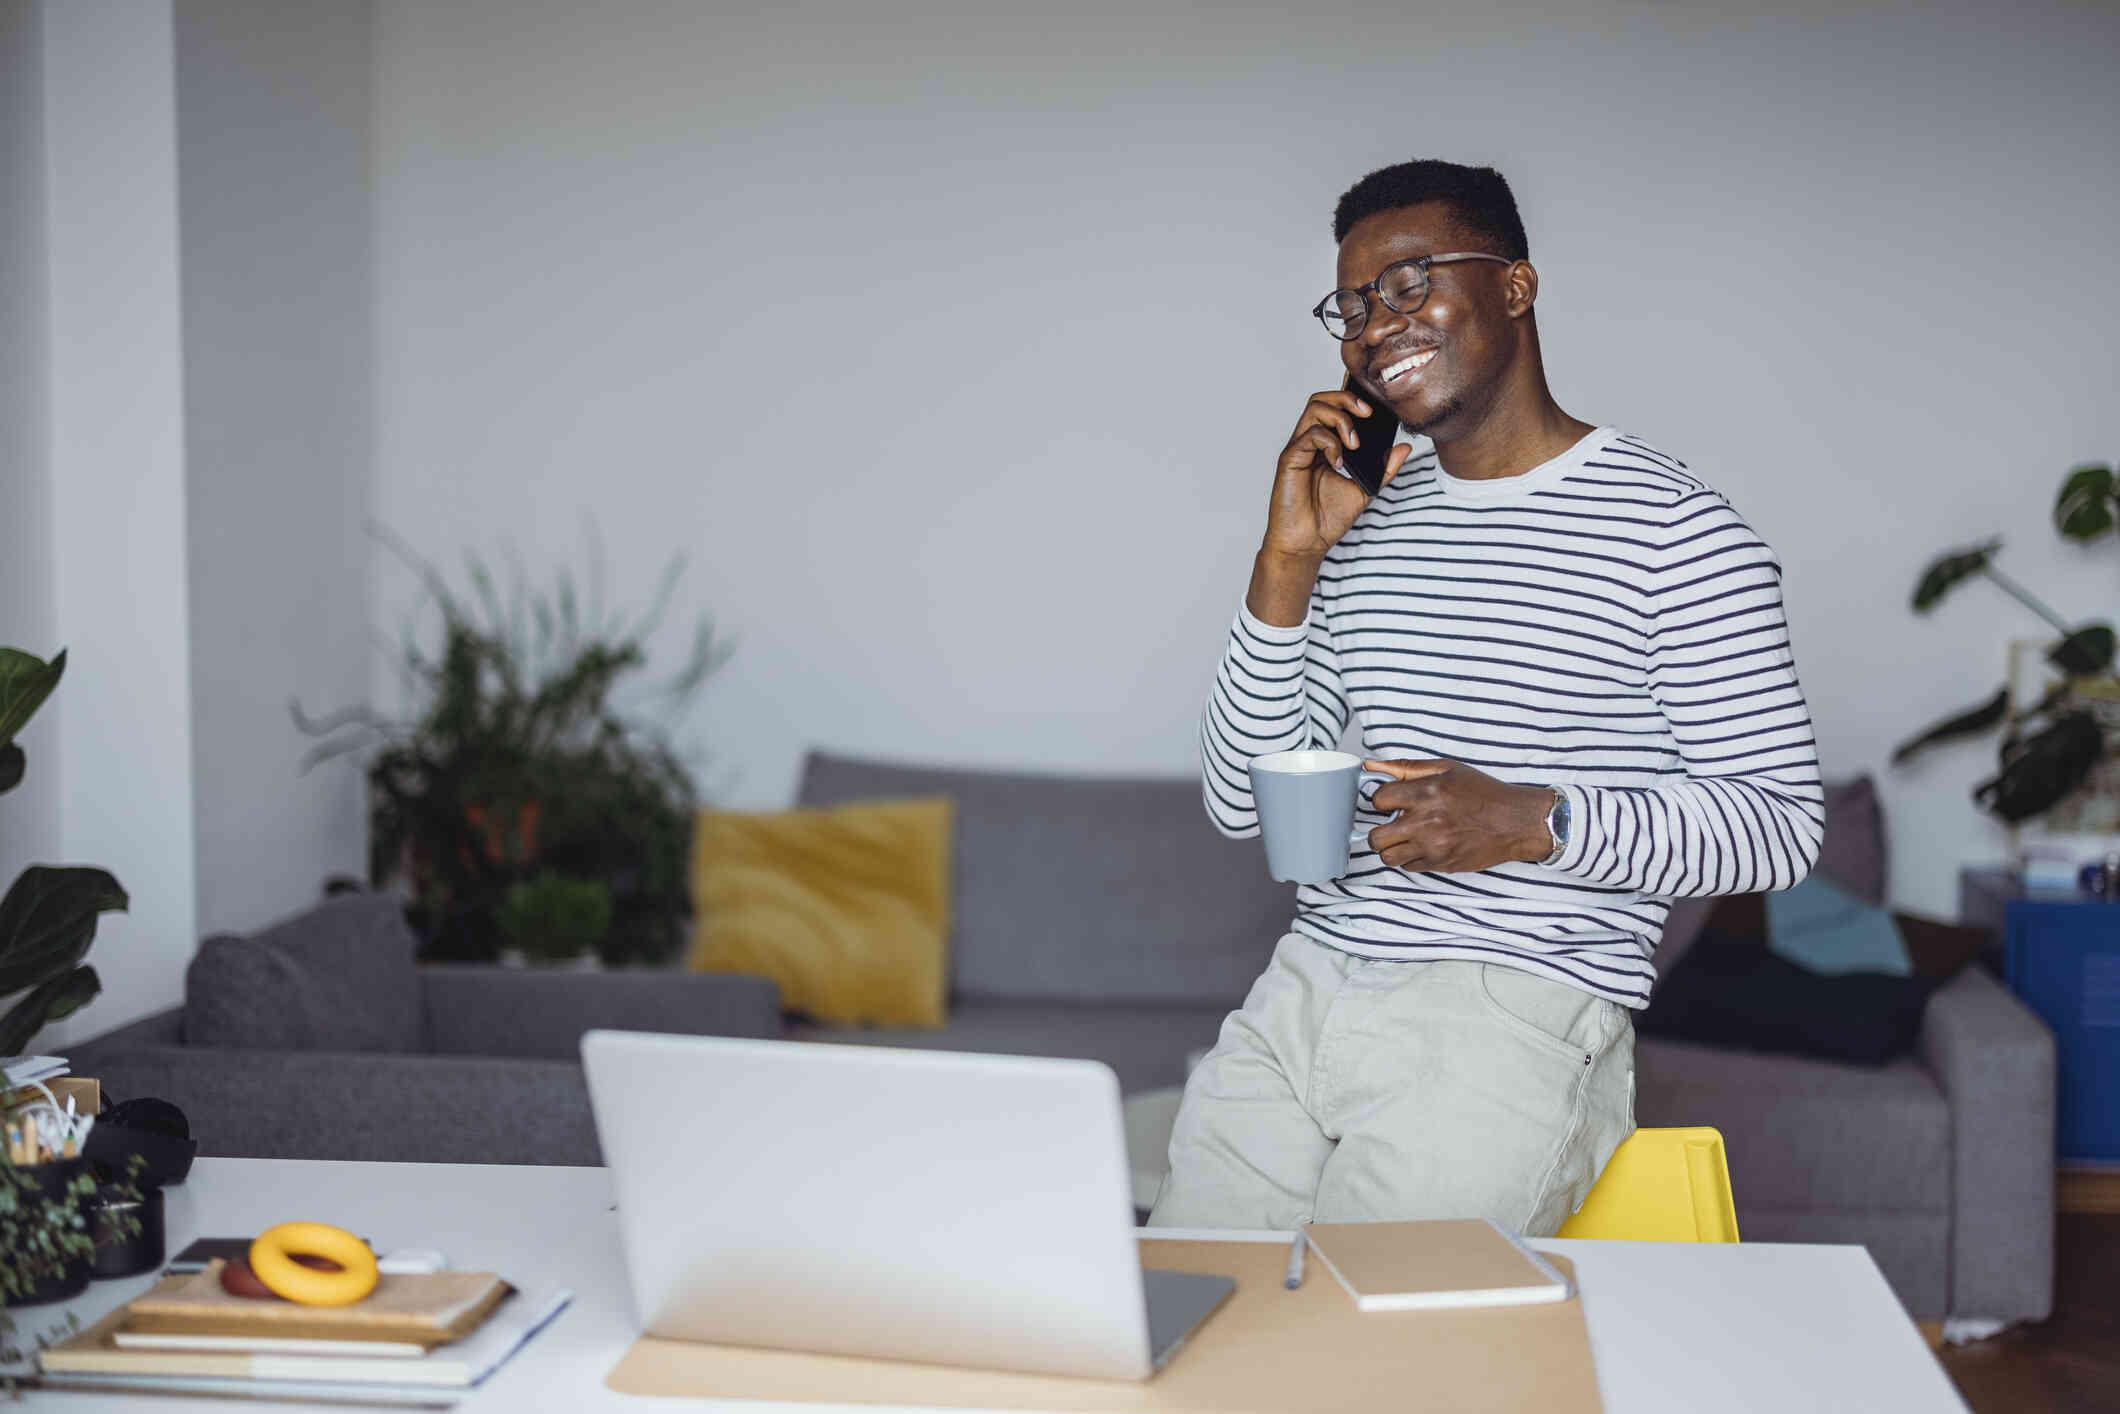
[1359,297,1409,349]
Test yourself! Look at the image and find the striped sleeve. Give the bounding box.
[1199,594,1350,839]
[1547,492,1824,894]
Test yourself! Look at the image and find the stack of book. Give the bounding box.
[1,1054,69,1088]
[36,1260,571,1407]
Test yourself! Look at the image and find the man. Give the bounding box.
[1148,160,1822,1236]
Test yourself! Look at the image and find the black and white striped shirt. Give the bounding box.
[1202,426,1823,1008]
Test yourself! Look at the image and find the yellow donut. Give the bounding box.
[249,1222,379,1307]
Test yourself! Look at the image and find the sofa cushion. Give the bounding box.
[687,798,953,1027]
[1640,934,1931,1065]
[1766,874,1912,977]
[785,999,1232,1096]
[796,751,1292,1006]
[185,893,426,1053]
[1634,1034,1949,1213]
[1816,775,1887,906]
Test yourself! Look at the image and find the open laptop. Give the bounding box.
[581,1030,1234,1381]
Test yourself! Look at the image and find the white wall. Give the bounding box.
[0,0,59,890]
[0,0,377,1048]
[176,0,373,938]
[39,0,197,1040]
[365,0,2120,919]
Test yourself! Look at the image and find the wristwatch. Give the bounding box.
[1539,787,1571,867]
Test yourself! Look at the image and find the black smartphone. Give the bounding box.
[1338,374,1400,497]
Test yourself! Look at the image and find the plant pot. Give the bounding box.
[497,947,599,970]
[2,1157,93,1307]
[89,1184,164,1279]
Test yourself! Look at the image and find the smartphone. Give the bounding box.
[1338,374,1400,497]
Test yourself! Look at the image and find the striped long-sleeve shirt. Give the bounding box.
[1202,426,1823,1008]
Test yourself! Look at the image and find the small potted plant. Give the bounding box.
[497,871,613,967]
[0,648,129,1315]
[1896,461,2119,823]
[295,530,728,967]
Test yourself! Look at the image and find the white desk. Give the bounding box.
[5,1158,1967,1413]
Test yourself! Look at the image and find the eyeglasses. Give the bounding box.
[1312,253,1514,341]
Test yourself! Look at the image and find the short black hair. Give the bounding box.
[1332,160,1528,261]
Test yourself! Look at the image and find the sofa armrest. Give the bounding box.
[1917,965,2056,1321]
[421,966,782,1060]
[89,1045,603,1166]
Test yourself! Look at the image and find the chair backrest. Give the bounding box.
[1556,1126,1739,1242]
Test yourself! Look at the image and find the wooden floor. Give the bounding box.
[1934,1211,2120,1413]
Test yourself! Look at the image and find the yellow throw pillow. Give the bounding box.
[687,798,953,1028]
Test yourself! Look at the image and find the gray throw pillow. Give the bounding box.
[185,893,426,1053]
[1815,775,1887,906]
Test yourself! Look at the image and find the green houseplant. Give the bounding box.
[498,871,613,965]
[1896,461,2119,823]
[0,647,129,1321]
[296,532,730,965]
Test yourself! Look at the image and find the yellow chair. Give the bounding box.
[1556,1126,1740,1243]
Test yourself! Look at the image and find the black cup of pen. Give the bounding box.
[89,1183,165,1280]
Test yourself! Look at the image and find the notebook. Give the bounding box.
[1300,1218,1571,1312]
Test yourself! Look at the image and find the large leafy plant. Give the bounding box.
[296,533,729,965]
[0,650,126,1055]
[1896,461,2118,822]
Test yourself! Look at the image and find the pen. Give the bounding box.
[1284,1228,1307,1290]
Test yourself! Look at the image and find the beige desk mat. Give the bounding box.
[605,1242,1600,1413]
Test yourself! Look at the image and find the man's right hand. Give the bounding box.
[1247,389,1414,625]
[1264,389,1413,558]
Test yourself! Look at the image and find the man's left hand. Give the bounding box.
[1361,758,1555,873]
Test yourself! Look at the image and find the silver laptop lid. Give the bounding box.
[582,1030,1157,1380]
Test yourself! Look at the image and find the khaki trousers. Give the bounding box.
[1147,932,1636,1236]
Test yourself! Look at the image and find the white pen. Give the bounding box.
[1284,1228,1307,1290]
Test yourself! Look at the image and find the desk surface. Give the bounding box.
[6,1158,1966,1413]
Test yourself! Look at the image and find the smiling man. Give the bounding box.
[1148,160,1824,1234]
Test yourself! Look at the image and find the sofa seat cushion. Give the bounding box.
[185,893,425,1052]
[1635,1035,1949,1213]
[785,1001,1232,1096]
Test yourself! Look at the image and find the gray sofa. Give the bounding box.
[73,899,781,1166]
[71,749,2054,1324]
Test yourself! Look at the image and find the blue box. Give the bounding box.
[2003,893,2120,1162]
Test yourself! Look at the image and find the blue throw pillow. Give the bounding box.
[1765,873,1911,977]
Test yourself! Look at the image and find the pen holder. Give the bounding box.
[0,1157,94,1307]
[89,1183,165,1280]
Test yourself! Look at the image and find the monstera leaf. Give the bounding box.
[0,966,99,1058]
[1911,540,2001,613]
[0,744,20,797]
[1976,710,2105,823]
[0,867,127,1001]
[0,648,64,751]
[1891,687,2011,764]
[2054,463,2118,543]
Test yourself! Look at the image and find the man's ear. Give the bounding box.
[1506,260,1538,319]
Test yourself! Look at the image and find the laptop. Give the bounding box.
[581,1030,1234,1381]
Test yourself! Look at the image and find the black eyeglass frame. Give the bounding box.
[1312,252,1515,341]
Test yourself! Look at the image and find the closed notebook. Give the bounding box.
[1300,1219,1571,1312]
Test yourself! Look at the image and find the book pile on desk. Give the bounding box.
[37,1260,571,1407]
[1,1054,70,1088]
